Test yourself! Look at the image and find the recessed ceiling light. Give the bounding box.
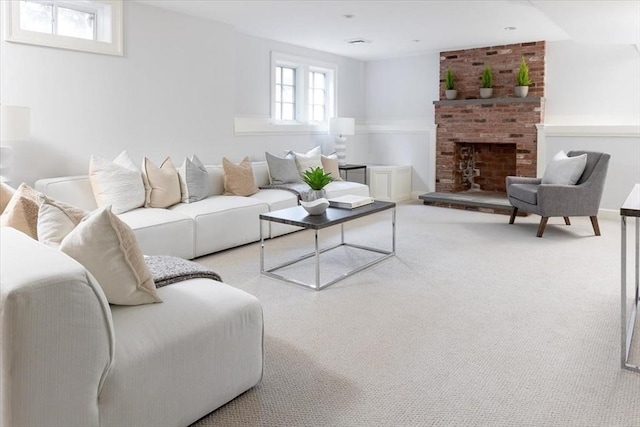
[343,14,354,19]
[412,39,421,43]
[346,38,371,45]
[504,26,517,31]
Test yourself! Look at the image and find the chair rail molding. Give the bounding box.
[540,124,640,137]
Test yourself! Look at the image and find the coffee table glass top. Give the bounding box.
[259,200,396,229]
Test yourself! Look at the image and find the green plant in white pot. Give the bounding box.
[444,68,457,100]
[480,64,493,99]
[515,56,532,98]
[300,167,333,215]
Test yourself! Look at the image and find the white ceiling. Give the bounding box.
[136,0,640,61]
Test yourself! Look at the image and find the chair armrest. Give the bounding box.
[536,183,599,216]
[506,176,541,187]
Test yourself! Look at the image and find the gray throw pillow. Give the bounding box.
[541,150,588,185]
[265,152,302,184]
[178,155,211,203]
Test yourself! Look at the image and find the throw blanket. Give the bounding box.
[144,255,222,288]
[259,183,312,200]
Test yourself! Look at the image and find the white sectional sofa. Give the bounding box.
[0,227,264,427]
[35,161,369,259]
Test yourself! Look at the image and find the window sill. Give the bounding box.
[234,116,329,135]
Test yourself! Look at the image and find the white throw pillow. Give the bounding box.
[178,155,210,203]
[141,157,182,208]
[542,150,588,185]
[60,206,162,306]
[292,146,323,175]
[89,151,146,214]
[37,195,89,248]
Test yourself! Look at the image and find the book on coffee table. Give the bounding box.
[328,195,375,209]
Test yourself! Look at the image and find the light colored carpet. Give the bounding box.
[192,201,640,427]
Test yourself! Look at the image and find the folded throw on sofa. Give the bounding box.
[145,255,222,288]
[259,182,312,200]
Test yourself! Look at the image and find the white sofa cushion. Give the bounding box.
[171,195,269,257]
[101,279,263,427]
[118,207,195,260]
[250,189,301,238]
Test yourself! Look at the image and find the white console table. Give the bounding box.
[367,165,412,202]
[621,183,640,373]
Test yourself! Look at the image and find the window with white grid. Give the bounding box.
[275,66,296,121]
[271,52,336,125]
[5,0,123,56]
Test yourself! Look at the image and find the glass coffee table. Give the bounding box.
[260,201,396,290]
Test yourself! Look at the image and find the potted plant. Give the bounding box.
[444,68,457,100]
[480,64,493,99]
[300,167,333,215]
[515,56,532,98]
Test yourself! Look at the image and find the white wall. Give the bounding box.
[0,3,367,186]
[232,34,368,165]
[364,54,440,193]
[545,41,640,125]
[1,2,236,186]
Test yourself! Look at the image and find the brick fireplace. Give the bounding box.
[431,41,545,206]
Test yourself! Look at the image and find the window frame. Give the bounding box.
[4,0,123,56]
[270,52,336,126]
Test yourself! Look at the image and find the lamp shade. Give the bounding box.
[329,117,355,137]
[1,105,31,141]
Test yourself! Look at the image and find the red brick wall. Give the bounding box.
[440,41,545,100]
[435,41,545,193]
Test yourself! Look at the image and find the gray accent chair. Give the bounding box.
[506,150,610,237]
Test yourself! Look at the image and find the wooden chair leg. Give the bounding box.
[537,217,549,237]
[590,216,601,236]
[509,207,518,224]
[563,216,571,225]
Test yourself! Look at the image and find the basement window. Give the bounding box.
[4,0,123,56]
[271,52,336,125]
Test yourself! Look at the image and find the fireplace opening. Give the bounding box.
[454,143,516,193]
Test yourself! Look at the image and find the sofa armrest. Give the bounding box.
[506,176,542,188]
[1,228,114,427]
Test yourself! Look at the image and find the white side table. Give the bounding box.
[367,165,412,202]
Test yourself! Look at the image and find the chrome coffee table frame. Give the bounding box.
[260,201,396,291]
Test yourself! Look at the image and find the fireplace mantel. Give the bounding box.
[433,97,544,106]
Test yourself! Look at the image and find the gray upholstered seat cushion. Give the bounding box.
[508,183,539,205]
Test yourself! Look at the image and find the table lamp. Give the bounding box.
[329,117,354,166]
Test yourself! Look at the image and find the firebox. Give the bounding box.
[454,143,516,193]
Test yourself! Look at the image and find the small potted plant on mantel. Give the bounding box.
[300,167,333,215]
[514,56,532,98]
[480,64,493,99]
[444,68,457,100]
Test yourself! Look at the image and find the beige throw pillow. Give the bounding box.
[0,183,41,239]
[222,157,259,196]
[0,182,16,214]
[60,206,162,306]
[321,153,343,181]
[37,195,89,248]
[141,157,182,208]
[89,151,146,214]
